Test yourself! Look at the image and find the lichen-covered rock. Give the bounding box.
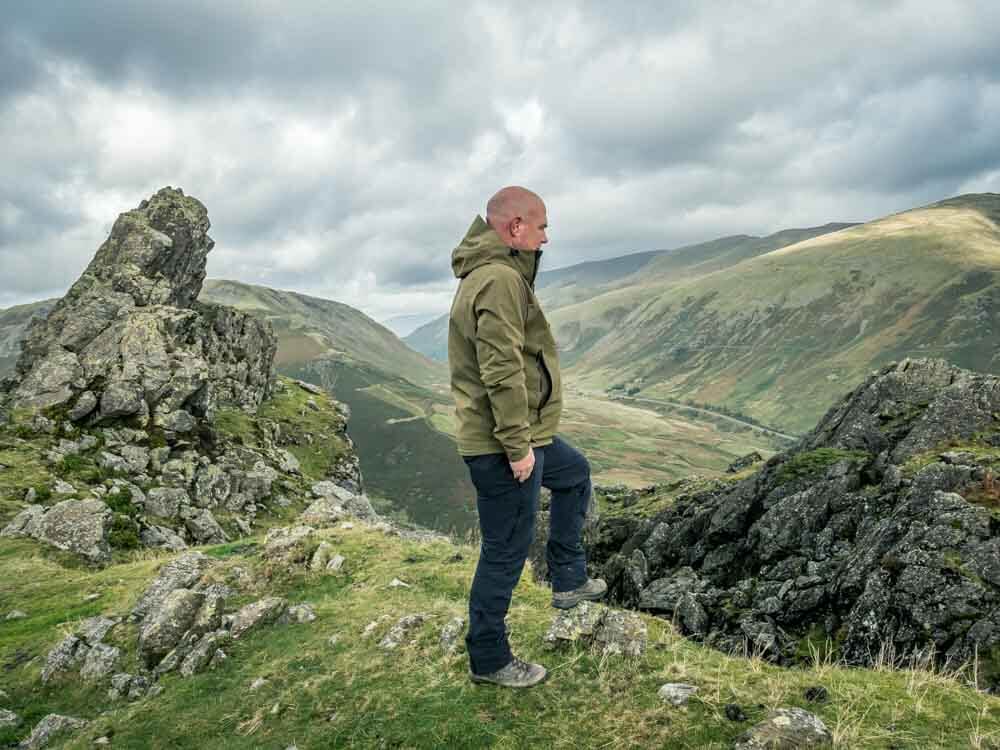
[543,601,608,646]
[32,499,112,563]
[138,588,206,667]
[279,603,317,625]
[658,683,698,707]
[1,504,45,538]
[309,542,335,571]
[145,487,189,519]
[79,643,121,684]
[179,631,231,677]
[139,524,188,552]
[378,613,427,650]
[230,597,288,639]
[593,609,647,657]
[300,498,346,527]
[263,526,314,563]
[41,635,86,684]
[131,552,212,623]
[733,708,832,749]
[18,714,88,749]
[180,506,228,544]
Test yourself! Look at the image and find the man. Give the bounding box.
[448,185,607,689]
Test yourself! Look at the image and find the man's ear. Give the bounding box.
[510,216,522,236]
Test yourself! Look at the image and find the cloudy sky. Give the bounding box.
[2,1,999,330]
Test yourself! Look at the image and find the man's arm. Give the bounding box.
[473,271,534,476]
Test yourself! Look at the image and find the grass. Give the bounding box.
[1,524,998,749]
[776,448,871,485]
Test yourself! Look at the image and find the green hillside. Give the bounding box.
[569,193,1000,432]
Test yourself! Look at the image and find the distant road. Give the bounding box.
[586,390,800,442]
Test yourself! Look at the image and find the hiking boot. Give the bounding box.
[469,656,547,688]
[551,577,608,609]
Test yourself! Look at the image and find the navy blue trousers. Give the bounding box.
[463,435,591,675]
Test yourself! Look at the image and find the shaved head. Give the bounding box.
[485,186,549,252]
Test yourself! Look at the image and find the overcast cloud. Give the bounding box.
[2,0,999,323]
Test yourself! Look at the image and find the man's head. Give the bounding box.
[485,186,548,252]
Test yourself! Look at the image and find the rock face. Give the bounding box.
[3,187,275,421]
[590,359,1000,690]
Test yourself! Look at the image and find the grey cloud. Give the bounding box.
[2,0,1000,324]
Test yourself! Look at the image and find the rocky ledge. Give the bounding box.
[588,358,1000,691]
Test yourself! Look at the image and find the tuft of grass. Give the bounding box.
[776,448,870,485]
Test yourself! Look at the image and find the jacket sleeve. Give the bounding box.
[473,271,531,462]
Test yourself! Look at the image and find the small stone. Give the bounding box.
[249,677,268,692]
[94,737,111,746]
[378,613,427,650]
[23,487,37,503]
[0,709,21,728]
[658,683,698,707]
[388,578,410,588]
[340,522,354,530]
[327,634,340,647]
[83,593,101,602]
[53,480,76,495]
[439,616,465,654]
[278,603,317,625]
[310,542,335,571]
[362,615,392,638]
[326,555,346,572]
[5,610,28,620]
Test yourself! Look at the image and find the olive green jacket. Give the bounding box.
[448,215,563,461]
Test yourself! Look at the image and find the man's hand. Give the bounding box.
[510,450,535,483]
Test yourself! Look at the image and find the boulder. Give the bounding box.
[180,507,228,544]
[311,481,378,521]
[263,526,314,564]
[145,487,189,519]
[300,498,345,527]
[139,524,189,552]
[658,683,698,707]
[279,603,317,625]
[79,643,121,684]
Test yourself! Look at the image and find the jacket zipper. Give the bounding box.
[536,350,552,410]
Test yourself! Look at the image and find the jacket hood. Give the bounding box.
[451,215,542,285]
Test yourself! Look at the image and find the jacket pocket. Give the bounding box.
[536,351,552,409]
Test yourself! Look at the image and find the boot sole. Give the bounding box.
[469,670,548,688]
[551,589,607,610]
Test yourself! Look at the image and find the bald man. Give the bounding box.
[448,186,606,688]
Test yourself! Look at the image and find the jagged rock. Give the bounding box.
[77,616,119,644]
[180,631,231,677]
[300,498,345,527]
[310,542,335,571]
[131,552,212,622]
[230,597,288,638]
[180,506,228,544]
[68,390,97,421]
[190,590,226,636]
[157,409,197,433]
[138,588,206,667]
[193,464,230,507]
[79,643,121,684]
[589,360,1000,688]
[41,635,86,684]
[658,683,698,707]
[274,449,300,474]
[279,603,317,625]
[119,445,151,473]
[108,672,152,701]
[18,714,88,749]
[139,524,189,552]
[0,709,20,728]
[311,481,378,521]
[53,480,75,495]
[263,525,314,563]
[97,451,129,473]
[440,616,465,654]
[733,708,832,749]
[378,613,427,650]
[1,505,45,538]
[145,487,189,518]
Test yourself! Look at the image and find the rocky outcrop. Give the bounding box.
[3,187,275,422]
[2,499,112,564]
[590,359,1000,690]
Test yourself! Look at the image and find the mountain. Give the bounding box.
[404,224,854,362]
[199,280,445,388]
[197,280,476,535]
[381,312,441,337]
[567,193,1000,433]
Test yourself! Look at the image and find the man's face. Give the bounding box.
[509,202,549,252]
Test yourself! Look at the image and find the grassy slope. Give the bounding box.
[567,194,1000,433]
[1,525,998,749]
